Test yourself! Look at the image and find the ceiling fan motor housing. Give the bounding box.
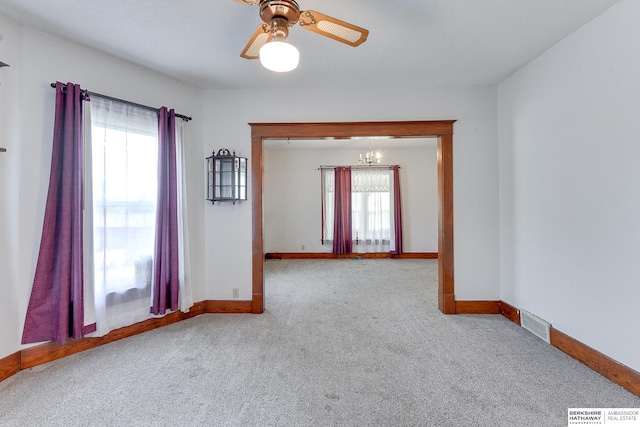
[259,0,300,27]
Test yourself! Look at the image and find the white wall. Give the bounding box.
[0,13,205,360]
[203,85,500,301]
[0,11,502,361]
[498,0,640,372]
[0,11,24,362]
[263,145,438,253]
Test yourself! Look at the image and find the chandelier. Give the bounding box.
[359,141,381,165]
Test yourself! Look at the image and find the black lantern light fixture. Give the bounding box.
[206,148,247,204]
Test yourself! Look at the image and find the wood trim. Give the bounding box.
[438,133,455,314]
[0,351,21,382]
[499,302,639,397]
[265,252,438,260]
[21,301,207,369]
[393,252,438,259]
[252,294,264,315]
[499,300,521,325]
[205,300,253,313]
[251,135,265,314]
[249,121,456,139]
[442,294,456,314]
[455,300,501,314]
[550,327,640,397]
[18,300,253,371]
[250,121,456,316]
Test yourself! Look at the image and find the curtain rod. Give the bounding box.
[318,165,400,170]
[50,82,192,122]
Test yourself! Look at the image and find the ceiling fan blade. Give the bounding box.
[241,24,271,59]
[234,0,260,5]
[298,10,369,47]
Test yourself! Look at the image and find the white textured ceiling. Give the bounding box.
[0,0,620,90]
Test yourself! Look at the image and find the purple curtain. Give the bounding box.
[22,82,95,344]
[151,107,180,315]
[332,167,352,255]
[391,166,403,255]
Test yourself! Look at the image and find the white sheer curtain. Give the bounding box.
[175,118,193,312]
[83,100,97,329]
[86,97,159,335]
[322,169,335,245]
[351,168,391,253]
[389,170,397,253]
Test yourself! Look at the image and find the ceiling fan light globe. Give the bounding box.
[259,41,299,72]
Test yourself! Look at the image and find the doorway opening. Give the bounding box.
[249,121,455,314]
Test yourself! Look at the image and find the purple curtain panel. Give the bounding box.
[22,82,93,345]
[391,166,403,255]
[151,107,180,315]
[332,167,352,255]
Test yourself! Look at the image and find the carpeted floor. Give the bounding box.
[0,259,638,426]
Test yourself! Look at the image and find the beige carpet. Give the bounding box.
[0,259,638,426]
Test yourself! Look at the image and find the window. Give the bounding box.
[351,168,391,252]
[90,108,158,294]
[85,97,161,334]
[22,85,193,344]
[322,167,397,253]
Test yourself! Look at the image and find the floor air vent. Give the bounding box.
[520,309,551,344]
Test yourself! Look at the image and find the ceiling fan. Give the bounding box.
[234,0,369,72]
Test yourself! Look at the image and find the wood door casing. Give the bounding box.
[250,121,456,314]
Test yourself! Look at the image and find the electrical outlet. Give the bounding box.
[232,288,239,299]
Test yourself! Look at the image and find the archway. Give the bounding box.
[249,121,455,314]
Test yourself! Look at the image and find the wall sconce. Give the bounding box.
[206,148,247,204]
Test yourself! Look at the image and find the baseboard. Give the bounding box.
[19,299,252,371]
[455,299,639,396]
[0,351,21,382]
[205,300,253,313]
[497,301,639,397]
[455,300,501,314]
[266,252,345,259]
[265,252,438,260]
[452,300,521,322]
[498,300,521,325]
[21,301,206,369]
[7,298,639,398]
[392,252,438,259]
[550,327,640,397]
